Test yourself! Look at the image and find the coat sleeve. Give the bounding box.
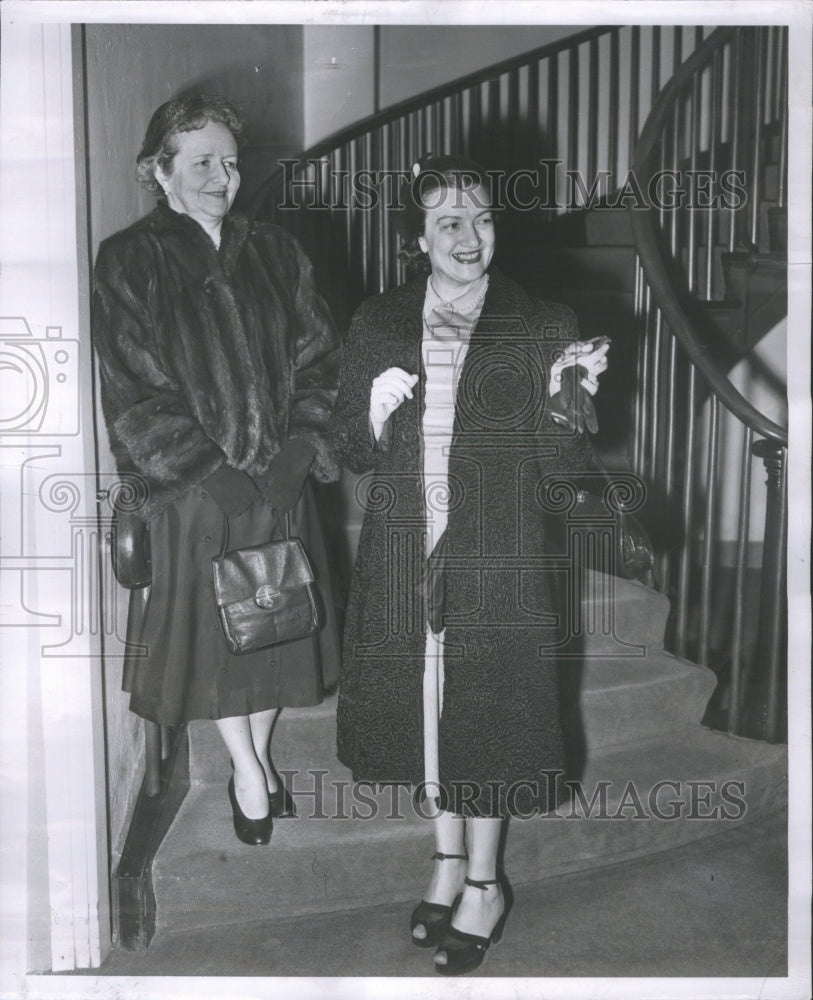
[286,237,341,483]
[92,239,230,517]
[330,299,393,475]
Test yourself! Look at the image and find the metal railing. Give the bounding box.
[249,26,712,322]
[629,26,788,741]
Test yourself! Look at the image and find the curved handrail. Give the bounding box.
[629,26,788,446]
[247,26,611,216]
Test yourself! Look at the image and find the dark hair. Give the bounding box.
[394,153,493,270]
[136,92,244,191]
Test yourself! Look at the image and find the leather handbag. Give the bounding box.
[212,513,324,655]
[112,510,152,589]
[570,488,656,586]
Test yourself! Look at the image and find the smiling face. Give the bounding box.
[155,120,240,232]
[417,181,495,299]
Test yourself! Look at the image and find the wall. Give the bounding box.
[303,26,375,147]
[83,22,305,859]
[302,25,589,150]
[378,25,584,108]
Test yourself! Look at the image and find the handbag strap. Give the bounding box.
[216,509,290,560]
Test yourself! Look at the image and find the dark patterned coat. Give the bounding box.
[93,202,340,519]
[332,270,601,816]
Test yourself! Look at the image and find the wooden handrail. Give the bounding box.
[629,26,788,446]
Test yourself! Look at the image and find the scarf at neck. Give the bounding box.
[423,273,489,340]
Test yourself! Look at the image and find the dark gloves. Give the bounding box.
[202,465,260,517]
[253,438,316,513]
[549,364,599,435]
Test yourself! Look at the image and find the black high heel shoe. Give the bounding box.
[227,776,272,845]
[267,782,297,819]
[433,876,509,976]
[410,852,468,948]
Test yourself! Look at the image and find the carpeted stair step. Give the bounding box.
[153,727,786,934]
[561,651,716,753]
[571,570,670,653]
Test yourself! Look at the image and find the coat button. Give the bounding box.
[200,490,208,498]
[204,535,212,542]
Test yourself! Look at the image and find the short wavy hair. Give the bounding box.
[393,154,494,272]
[136,92,244,192]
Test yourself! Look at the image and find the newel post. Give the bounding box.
[751,438,788,742]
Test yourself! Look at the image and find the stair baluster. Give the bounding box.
[629,26,788,738]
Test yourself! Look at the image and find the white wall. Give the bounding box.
[1,19,109,978]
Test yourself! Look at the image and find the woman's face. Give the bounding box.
[156,121,240,228]
[418,182,495,296]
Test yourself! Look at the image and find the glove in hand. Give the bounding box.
[549,364,599,434]
[203,466,260,517]
[255,439,317,513]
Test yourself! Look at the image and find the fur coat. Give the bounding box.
[93,202,340,518]
[332,270,602,816]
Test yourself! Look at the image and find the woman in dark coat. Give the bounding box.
[93,93,340,846]
[332,155,608,974]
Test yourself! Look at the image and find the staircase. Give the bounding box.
[148,571,785,935]
[111,25,789,951]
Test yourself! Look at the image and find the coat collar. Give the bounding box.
[148,201,250,279]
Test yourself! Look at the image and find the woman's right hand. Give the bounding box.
[370,367,419,441]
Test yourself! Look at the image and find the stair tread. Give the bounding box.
[575,650,708,690]
[152,727,787,933]
[164,726,786,866]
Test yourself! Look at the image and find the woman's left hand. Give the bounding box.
[254,439,316,513]
[550,337,610,397]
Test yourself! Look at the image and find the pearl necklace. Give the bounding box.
[429,275,489,315]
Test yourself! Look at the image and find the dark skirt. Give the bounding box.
[122,482,340,726]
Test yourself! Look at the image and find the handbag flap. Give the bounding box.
[212,538,315,608]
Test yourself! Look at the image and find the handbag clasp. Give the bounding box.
[255,585,281,610]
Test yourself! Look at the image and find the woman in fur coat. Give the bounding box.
[332,155,609,974]
[93,93,340,847]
